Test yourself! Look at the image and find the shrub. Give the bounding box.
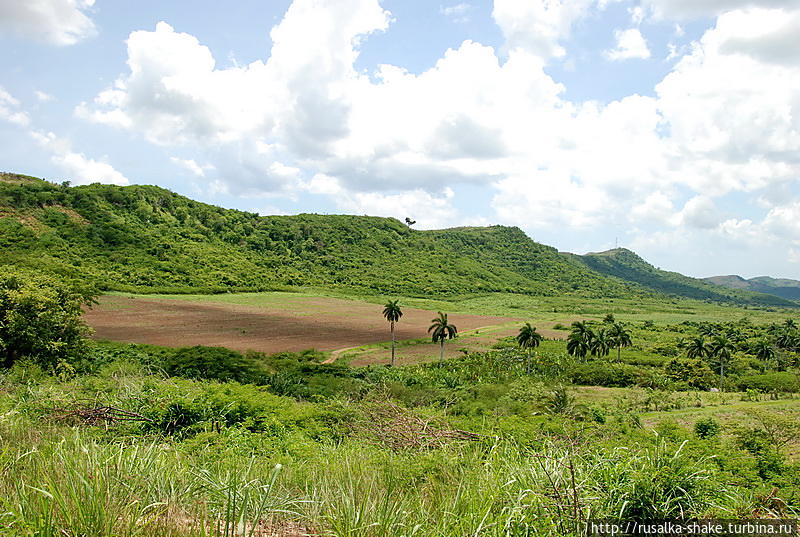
[737,372,799,394]
[663,357,715,390]
[694,417,720,439]
[164,346,267,384]
[569,362,637,387]
[0,268,96,369]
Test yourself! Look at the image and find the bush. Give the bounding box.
[737,372,799,394]
[663,358,715,390]
[694,417,720,439]
[0,268,96,369]
[163,346,268,384]
[569,362,637,387]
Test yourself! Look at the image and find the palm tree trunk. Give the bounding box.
[440,339,444,361]
[390,321,396,367]
[720,361,724,392]
[617,345,621,362]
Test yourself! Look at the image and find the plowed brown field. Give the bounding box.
[84,294,517,356]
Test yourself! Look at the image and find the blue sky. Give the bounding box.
[1,0,800,279]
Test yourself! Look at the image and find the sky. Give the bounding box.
[1,0,800,280]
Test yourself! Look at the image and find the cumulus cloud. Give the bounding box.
[605,28,651,60]
[0,0,96,45]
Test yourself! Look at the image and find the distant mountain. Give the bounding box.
[563,248,796,308]
[704,275,800,302]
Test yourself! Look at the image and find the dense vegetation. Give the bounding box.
[2,172,794,308]
[564,248,795,307]
[1,173,636,298]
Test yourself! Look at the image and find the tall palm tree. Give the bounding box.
[608,322,632,362]
[428,312,457,361]
[589,328,612,358]
[752,338,776,366]
[382,300,403,367]
[567,323,593,361]
[516,323,543,374]
[709,334,735,391]
[685,336,710,359]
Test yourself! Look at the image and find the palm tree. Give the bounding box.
[709,334,735,391]
[589,328,612,358]
[516,323,543,374]
[567,323,592,361]
[752,338,776,366]
[608,322,632,362]
[685,336,710,359]
[428,312,457,361]
[382,300,403,366]
[785,319,797,330]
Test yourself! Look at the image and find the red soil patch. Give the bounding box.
[83,295,516,355]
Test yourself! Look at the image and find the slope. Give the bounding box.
[0,173,643,299]
[704,275,800,302]
[563,248,795,308]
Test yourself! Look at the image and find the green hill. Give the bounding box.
[704,275,800,301]
[2,173,795,307]
[0,173,642,298]
[563,248,795,308]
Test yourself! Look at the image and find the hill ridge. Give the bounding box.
[0,172,794,308]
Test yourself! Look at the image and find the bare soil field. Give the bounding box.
[84,294,517,356]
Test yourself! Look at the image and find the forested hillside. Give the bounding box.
[563,248,796,308]
[0,173,639,298]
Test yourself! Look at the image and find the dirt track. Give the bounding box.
[84,294,516,355]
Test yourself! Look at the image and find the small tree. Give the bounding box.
[752,338,776,367]
[382,300,403,367]
[709,334,735,391]
[0,268,95,369]
[428,312,457,361]
[589,328,611,358]
[684,336,710,359]
[567,322,592,361]
[609,322,632,362]
[516,322,543,374]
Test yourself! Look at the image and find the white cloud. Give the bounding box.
[0,0,96,46]
[170,157,214,177]
[656,8,800,195]
[0,86,30,126]
[605,28,652,60]
[440,3,472,23]
[678,195,721,229]
[34,90,54,102]
[30,131,129,185]
[492,0,595,58]
[642,0,800,19]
